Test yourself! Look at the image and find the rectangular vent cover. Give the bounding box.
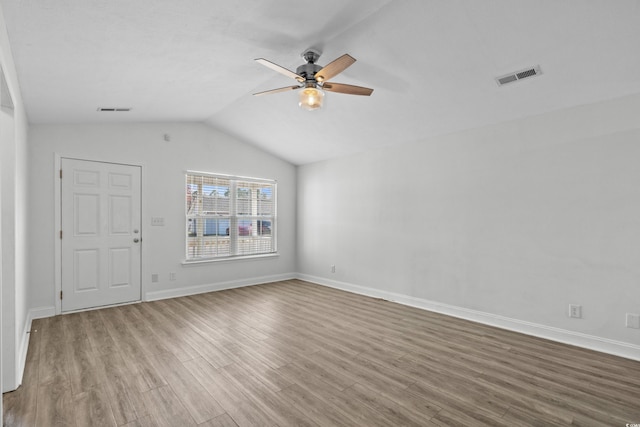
[97,107,131,112]
[496,65,542,86]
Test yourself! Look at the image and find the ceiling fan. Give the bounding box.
[254,48,374,111]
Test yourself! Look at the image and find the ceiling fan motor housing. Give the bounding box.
[296,63,322,85]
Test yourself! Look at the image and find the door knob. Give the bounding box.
[133,238,140,243]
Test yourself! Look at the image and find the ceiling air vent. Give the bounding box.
[97,107,131,112]
[495,65,542,86]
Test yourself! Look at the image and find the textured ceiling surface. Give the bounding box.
[3,0,640,164]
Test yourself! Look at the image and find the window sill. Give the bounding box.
[181,252,279,266]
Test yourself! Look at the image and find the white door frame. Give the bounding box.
[1,69,17,393]
[54,154,147,314]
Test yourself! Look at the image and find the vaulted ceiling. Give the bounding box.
[3,0,640,164]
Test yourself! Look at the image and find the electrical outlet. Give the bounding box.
[331,265,336,273]
[151,217,165,226]
[151,273,159,283]
[169,272,176,281]
[626,313,640,329]
[569,304,582,319]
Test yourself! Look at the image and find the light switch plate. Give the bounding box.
[569,304,582,319]
[626,313,640,329]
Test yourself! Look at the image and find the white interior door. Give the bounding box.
[61,158,141,312]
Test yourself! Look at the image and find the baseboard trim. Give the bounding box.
[145,273,297,302]
[16,306,56,387]
[29,306,56,320]
[296,273,640,362]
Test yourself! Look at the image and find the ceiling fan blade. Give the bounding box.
[253,85,301,96]
[322,82,374,96]
[315,54,356,82]
[255,58,304,82]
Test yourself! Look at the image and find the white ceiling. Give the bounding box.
[3,0,640,164]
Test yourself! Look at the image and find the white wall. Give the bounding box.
[1,1,30,393]
[28,122,296,310]
[298,93,640,359]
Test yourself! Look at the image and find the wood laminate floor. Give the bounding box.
[3,279,640,426]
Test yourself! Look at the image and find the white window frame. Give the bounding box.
[184,171,277,263]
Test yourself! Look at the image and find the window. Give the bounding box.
[186,172,276,261]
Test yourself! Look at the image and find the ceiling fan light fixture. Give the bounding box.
[299,86,324,111]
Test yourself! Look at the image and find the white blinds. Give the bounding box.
[186,172,276,261]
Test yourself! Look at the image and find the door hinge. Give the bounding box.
[60,291,63,300]
[60,230,63,239]
[60,169,63,179]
